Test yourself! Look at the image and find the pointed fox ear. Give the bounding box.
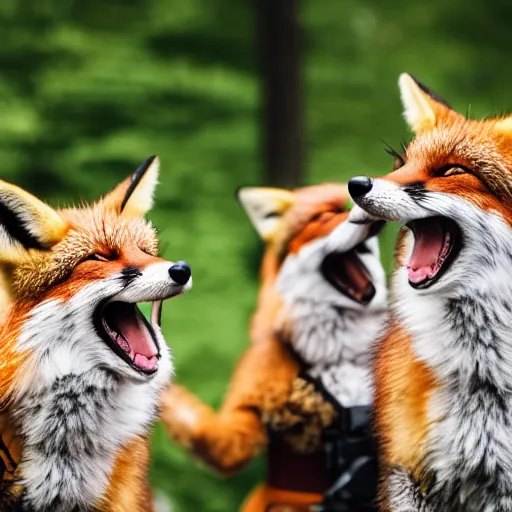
[0,181,68,261]
[237,187,295,241]
[494,116,512,133]
[399,73,461,133]
[103,155,160,217]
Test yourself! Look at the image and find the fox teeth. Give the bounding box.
[103,319,117,339]
[116,335,131,355]
[431,231,452,274]
[438,233,451,263]
[102,319,131,354]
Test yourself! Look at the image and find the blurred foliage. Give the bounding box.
[0,0,510,509]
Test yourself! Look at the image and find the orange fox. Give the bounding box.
[0,156,192,511]
[161,184,387,511]
[348,74,512,511]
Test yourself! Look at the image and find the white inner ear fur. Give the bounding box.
[238,187,294,240]
[399,73,437,133]
[122,157,160,218]
[0,184,67,261]
[494,116,512,133]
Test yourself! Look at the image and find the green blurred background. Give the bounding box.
[1,0,510,509]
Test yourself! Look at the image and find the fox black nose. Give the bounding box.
[169,261,191,285]
[348,176,373,199]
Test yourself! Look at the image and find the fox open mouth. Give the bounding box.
[321,245,376,305]
[406,216,462,289]
[94,301,162,375]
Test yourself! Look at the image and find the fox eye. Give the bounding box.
[311,206,346,222]
[311,210,338,223]
[438,166,468,177]
[140,247,157,257]
[393,155,405,170]
[84,253,112,262]
[384,145,406,170]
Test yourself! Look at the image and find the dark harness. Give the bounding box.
[302,372,378,511]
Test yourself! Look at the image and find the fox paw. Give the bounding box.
[262,377,335,453]
[160,384,205,448]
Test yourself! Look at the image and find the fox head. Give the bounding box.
[348,74,512,296]
[0,156,192,401]
[238,184,387,320]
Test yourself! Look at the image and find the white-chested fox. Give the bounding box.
[0,156,191,511]
[349,74,512,511]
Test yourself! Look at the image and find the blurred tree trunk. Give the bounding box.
[255,0,304,187]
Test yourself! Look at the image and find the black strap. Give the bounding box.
[324,455,373,498]
[297,371,378,511]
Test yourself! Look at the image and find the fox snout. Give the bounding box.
[111,260,192,306]
[347,176,425,224]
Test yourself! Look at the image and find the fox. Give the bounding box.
[161,183,388,511]
[0,156,192,512]
[347,73,512,511]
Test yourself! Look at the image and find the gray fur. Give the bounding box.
[387,467,431,512]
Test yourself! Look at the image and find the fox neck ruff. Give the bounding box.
[8,285,172,511]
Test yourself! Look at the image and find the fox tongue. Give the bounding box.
[408,219,444,284]
[109,303,158,371]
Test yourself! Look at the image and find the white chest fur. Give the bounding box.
[11,291,171,511]
[15,370,161,511]
[287,299,386,406]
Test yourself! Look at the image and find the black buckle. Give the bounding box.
[317,405,378,511]
[325,431,376,477]
[337,405,371,434]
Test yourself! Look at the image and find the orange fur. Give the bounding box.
[161,314,299,475]
[382,116,512,223]
[374,321,436,477]
[100,436,154,512]
[0,301,34,405]
[242,485,323,512]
